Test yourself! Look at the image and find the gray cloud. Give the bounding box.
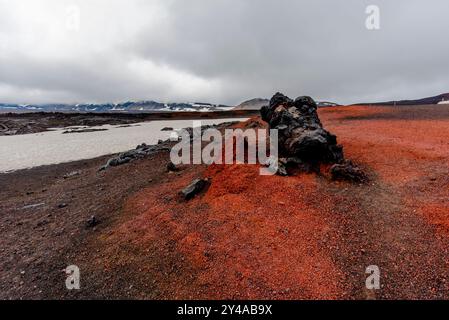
[0,0,448,105]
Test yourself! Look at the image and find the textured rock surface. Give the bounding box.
[330,160,368,183]
[180,178,209,200]
[166,161,179,172]
[261,92,344,165]
[99,142,170,171]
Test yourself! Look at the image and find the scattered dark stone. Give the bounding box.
[36,219,49,227]
[180,178,210,200]
[136,143,148,149]
[278,157,319,176]
[57,203,68,209]
[62,128,108,134]
[166,161,179,172]
[63,170,81,179]
[117,124,140,128]
[99,122,238,172]
[276,163,289,176]
[330,160,368,183]
[161,127,174,131]
[182,123,234,142]
[4,130,18,135]
[99,142,170,171]
[86,215,99,228]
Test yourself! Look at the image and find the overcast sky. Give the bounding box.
[0,0,448,105]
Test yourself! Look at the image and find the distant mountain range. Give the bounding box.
[0,101,233,113]
[233,98,340,110]
[2,93,448,113]
[356,93,449,106]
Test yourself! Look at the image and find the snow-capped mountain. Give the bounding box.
[0,101,234,113]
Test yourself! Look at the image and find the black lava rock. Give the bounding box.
[99,142,170,171]
[261,92,344,164]
[180,178,209,200]
[261,92,353,176]
[167,161,179,172]
[330,161,368,183]
[86,215,99,228]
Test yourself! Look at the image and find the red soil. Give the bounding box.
[320,105,449,233]
[109,165,343,299]
[96,105,449,299]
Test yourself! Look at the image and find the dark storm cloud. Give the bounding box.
[0,0,448,105]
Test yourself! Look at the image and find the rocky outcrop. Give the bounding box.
[261,92,365,179]
[262,92,344,164]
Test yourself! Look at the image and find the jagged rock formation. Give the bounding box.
[261,92,344,174]
[261,92,367,181]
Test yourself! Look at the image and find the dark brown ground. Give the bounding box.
[0,151,175,299]
[0,105,448,300]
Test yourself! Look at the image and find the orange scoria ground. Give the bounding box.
[95,105,449,299]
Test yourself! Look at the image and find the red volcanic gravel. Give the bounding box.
[1,105,448,299]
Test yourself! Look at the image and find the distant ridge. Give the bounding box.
[357,93,449,106]
[0,100,233,113]
[234,98,340,110]
[234,98,270,110]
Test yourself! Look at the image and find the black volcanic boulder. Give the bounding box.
[261,92,344,164]
[180,178,210,200]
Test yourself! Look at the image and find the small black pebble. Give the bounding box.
[86,215,99,228]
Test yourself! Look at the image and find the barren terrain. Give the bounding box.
[0,105,448,299]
